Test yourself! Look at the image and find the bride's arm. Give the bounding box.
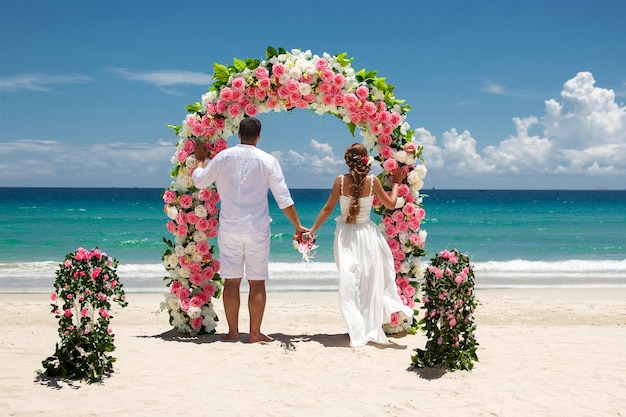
[372,168,403,209]
[309,176,341,236]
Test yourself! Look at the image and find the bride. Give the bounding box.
[307,143,414,347]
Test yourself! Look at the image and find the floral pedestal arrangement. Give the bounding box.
[411,249,479,371]
[42,247,128,383]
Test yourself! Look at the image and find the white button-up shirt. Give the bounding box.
[191,144,294,234]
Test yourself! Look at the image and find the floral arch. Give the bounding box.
[160,47,428,336]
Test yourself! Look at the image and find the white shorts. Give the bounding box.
[217,229,270,281]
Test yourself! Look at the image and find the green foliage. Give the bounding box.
[411,249,479,371]
[42,247,128,383]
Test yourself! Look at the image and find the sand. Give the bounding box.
[1,288,625,417]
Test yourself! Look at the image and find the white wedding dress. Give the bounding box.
[334,175,414,347]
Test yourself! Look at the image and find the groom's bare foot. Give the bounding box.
[248,333,274,344]
[220,332,239,342]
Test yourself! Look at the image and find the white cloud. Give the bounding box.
[544,71,625,149]
[274,140,344,175]
[108,67,214,95]
[0,139,175,187]
[0,73,93,92]
[419,72,626,185]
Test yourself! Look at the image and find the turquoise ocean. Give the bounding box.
[1,187,625,293]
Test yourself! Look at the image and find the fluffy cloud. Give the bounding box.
[0,139,174,187]
[421,72,626,182]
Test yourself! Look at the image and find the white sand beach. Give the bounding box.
[1,288,625,417]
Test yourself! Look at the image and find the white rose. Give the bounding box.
[191,252,203,263]
[174,245,185,257]
[166,205,178,220]
[407,170,420,185]
[185,156,197,168]
[418,230,428,246]
[193,231,207,242]
[167,295,181,310]
[174,235,186,245]
[288,66,302,80]
[167,254,179,267]
[298,82,312,96]
[179,267,191,278]
[395,150,408,164]
[400,261,411,274]
[398,232,409,244]
[194,205,208,218]
[395,196,406,209]
[181,175,194,190]
[185,242,196,254]
[414,164,427,179]
[187,306,202,319]
[410,179,424,192]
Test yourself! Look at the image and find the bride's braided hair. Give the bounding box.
[344,143,371,224]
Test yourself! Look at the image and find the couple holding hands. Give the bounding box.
[192,117,412,347]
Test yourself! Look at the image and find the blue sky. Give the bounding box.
[1,0,625,189]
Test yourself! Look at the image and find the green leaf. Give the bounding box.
[266,46,278,59]
[166,124,182,136]
[245,58,261,70]
[233,57,246,72]
[213,63,230,84]
[185,102,201,113]
[335,52,354,67]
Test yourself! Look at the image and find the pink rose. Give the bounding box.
[189,273,203,286]
[195,218,209,231]
[190,317,203,330]
[170,281,183,296]
[384,224,398,239]
[231,77,245,90]
[255,67,269,79]
[392,210,405,223]
[203,283,216,298]
[387,240,400,253]
[402,285,415,298]
[383,158,398,172]
[244,103,258,116]
[315,59,328,71]
[389,312,400,327]
[179,194,193,209]
[356,85,369,100]
[50,293,58,301]
[64,309,72,317]
[219,87,233,101]
[99,309,109,318]
[186,212,199,224]
[176,224,188,236]
[180,298,191,312]
[166,220,176,233]
[163,190,176,204]
[380,146,394,159]
[272,63,285,76]
[196,240,210,255]
[227,103,241,117]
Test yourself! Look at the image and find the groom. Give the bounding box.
[192,116,307,343]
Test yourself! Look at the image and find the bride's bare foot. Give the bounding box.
[220,332,239,342]
[248,333,274,344]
